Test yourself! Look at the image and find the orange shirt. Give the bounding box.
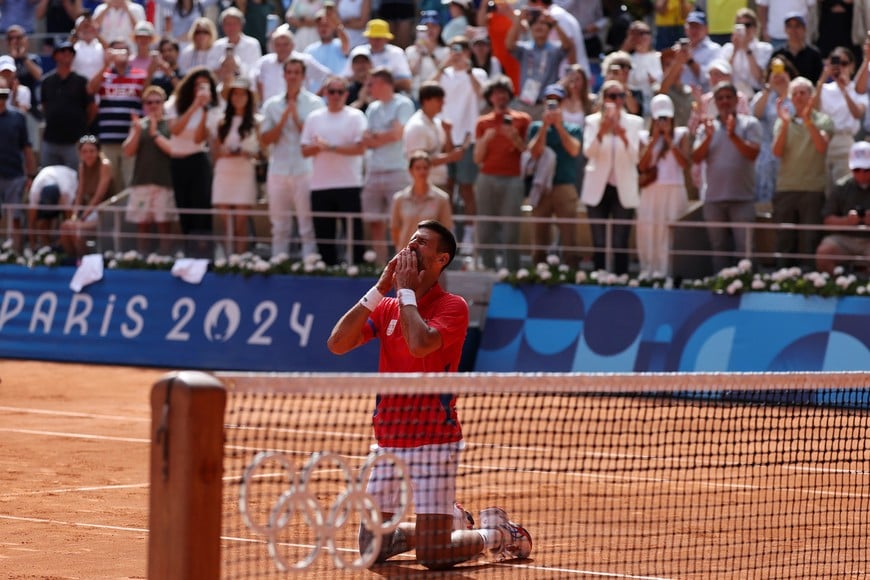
[475,110,532,176]
[488,13,520,92]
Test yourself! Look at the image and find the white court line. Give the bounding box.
[0,516,669,578]
[0,428,149,444]
[0,405,149,423]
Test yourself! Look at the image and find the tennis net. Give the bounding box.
[148,371,870,579]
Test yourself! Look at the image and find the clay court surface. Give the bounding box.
[1,361,868,579]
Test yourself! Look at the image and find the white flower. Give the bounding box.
[315,260,326,271]
[255,261,270,272]
[346,265,359,277]
[814,277,827,288]
[15,256,25,265]
[770,282,780,292]
[44,254,57,266]
[2,239,12,250]
[789,267,802,278]
[546,254,560,266]
[726,280,743,295]
[575,271,587,284]
[363,250,378,263]
[539,270,552,281]
[270,253,288,265]
[617,274,629,285]
[738,259,752,273]
[835,276,850,289]
[858,286,867,295]
[558,264,569,273]
[123,250,140,261]
[303,253,321,265]
[751,279,766,290]
[496,268,510,281]
[291,262,301,272]
[108,259,119,269]
[214,258,227,268]
[146,253,160,265]
[228,254,242,266]
[536,261,549,272]
[628,279,639,287]
[517,268,530,280]
[833,266,845,276]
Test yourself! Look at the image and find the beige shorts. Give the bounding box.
[125,185,177,224]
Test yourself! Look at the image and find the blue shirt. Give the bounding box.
[511,41,565,104]
[365,93,415,172]
[261,89,325,176]
[304,39,348,75]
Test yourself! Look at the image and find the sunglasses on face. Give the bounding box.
[604,92,625,100]
[326,88,347,95]
[144,99,164,105]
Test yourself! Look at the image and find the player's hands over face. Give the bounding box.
[393,248,423,292]
[375,255,398,294]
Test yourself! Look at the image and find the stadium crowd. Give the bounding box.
[1,0,869,276]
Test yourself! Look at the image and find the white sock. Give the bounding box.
[476,528,502,551]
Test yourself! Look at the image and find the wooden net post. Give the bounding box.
[148,371,226,580]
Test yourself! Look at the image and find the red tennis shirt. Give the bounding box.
[361,283,469,447]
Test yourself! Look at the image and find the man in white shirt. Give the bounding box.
[719,8,773,96]
[72,13,106,82]
[360,67,415,263]
[301,75,368,264]
[757,0,816,50]
[93,0,146,46]
[250,25,331,103]
[207,7,262,73]
[431,35,487,250]
[403,81,466,190]
[260,57,325,260]
[341,19,412,93]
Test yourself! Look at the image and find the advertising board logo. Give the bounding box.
[203,299,241,342]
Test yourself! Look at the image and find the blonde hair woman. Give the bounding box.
[178,17,217,75]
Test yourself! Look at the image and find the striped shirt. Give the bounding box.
[97,67,146,144]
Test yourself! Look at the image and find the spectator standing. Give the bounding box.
[346,50,373,110]
[250,25,331,103]
[151,38,184,96]
[405,10,448,101]
[161,0,216,49]
[637,93,689,278]
[210,77,260,255]
[5,26,43,157]
[336,0,372,49]
[72,14,106,82]
[770,12,823,83]
[473,75,530,271]
[207,7,263,73]
[581,79,643,275]
[817,0,858,60]
[623,20,662,119]
[121,85,177,254]
[0,77,36,251]
[41,42,95,169]
[166,67,219,254]
[478,0,520,91]
[658,44,700,128]
[573,0,607,57]
[59,135,115,259]
[432,35,487,252]
[442,0,472,45]
[771,76,833,267]
[654,0,692,51]
[469,28,503,80]
[342,19,413,93]
[815,140,870,273]
[286,0,325,52]
[403,81,466,191]
[719,8,773,97]
[813,46,867,196]
[526,83,582,267]
[527,0,586,78]
[178,17,217,75]
[87,40,147,191]
[92,0,147,45]
[360,67,414,263]
[757,0,816,50]
[390,151,453,251]
[599,50,642,116]
[304,7,351,74]
[130,20,158,73]
[505,5,573,120]
[679,11,722,93]
[750,57,797,206]
[691,82,761,273]
[301,75,368,264]
[260,57,325,259]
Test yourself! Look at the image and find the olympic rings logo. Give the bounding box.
[238,450,412,572]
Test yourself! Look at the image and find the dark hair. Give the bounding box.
[173,66,218,114]
[370,66,394,86]
[284,57,307,74]
[158,38,179,52]
[218,86,256,143]
[417,219,456,268]
[483,75,515,104]
[418,81,445,103]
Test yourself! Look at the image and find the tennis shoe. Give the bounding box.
[479,506,532,561]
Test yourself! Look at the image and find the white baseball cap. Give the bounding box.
[650,94,674,119]
[848,141,870,170]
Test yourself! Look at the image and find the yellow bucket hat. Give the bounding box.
[363,19,394,40]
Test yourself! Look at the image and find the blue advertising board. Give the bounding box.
[0,266,378,371]
[476,283,870,373]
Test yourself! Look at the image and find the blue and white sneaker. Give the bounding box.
[479,506,532,561]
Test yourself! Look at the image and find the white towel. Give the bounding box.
[171,258,210,284]
[69,254,104,293]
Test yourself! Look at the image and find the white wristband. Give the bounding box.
[359,287,383,311]
[397,288,417,308]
